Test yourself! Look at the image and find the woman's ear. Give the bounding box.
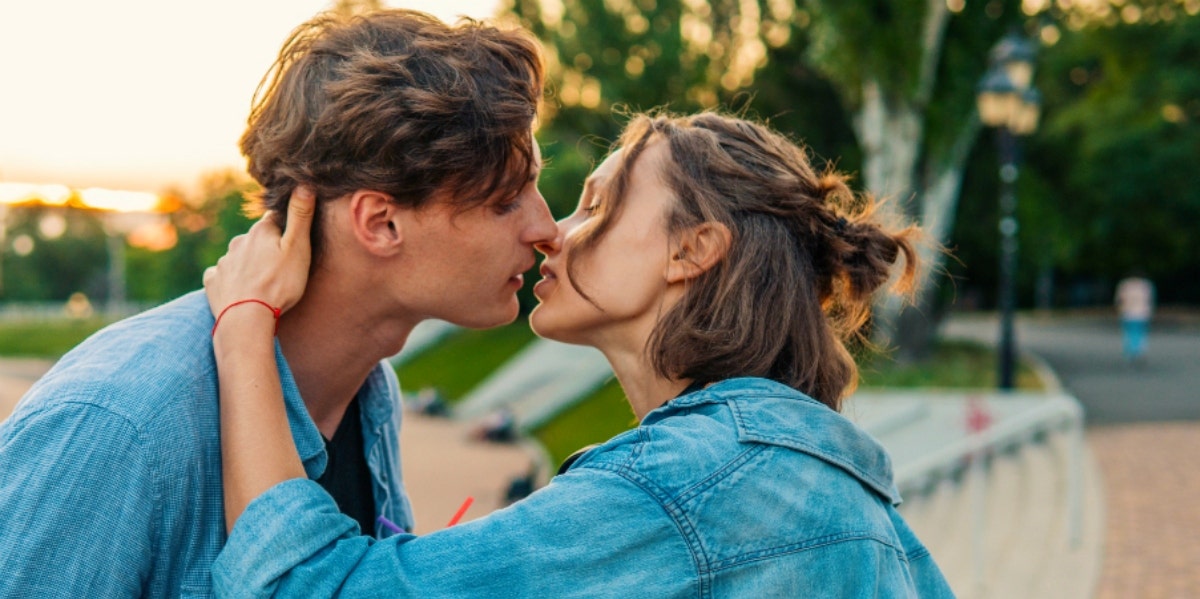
[347,190,404,256]
[666,222,731,283]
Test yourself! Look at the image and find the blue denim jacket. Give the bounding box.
[0,292,413,598]
[215,377,952,598]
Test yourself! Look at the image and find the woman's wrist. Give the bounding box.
[211,303,279,356]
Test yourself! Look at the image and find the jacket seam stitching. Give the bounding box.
[581,463,710,598]
[708,532,903,572]
[673,445,767,505]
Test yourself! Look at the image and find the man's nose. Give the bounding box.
[524,194,558,246]
[534,216,565,256]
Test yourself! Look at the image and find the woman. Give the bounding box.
[207,113,954,597]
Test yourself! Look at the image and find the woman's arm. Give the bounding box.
[204,188,315,532]
[213,468,694,598]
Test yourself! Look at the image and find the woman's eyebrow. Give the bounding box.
[578,177,599,207]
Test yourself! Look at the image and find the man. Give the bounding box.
[0,10,553,597]
[1115,271,1155,364]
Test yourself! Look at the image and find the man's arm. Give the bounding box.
[0,401,156,597]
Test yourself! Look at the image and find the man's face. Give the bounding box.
[392,143,556,329]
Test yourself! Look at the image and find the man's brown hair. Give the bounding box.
[240,9,544,255]
[570,112,919,411]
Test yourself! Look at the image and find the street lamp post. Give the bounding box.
[977,33,1040,391]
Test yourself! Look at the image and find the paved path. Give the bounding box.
[945,311,1200,598]
[944,312,1200,424]
[0,360,534,536]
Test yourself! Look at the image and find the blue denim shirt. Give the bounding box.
[0,292,414,598]
[214,377,952,598]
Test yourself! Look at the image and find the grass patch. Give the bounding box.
[858,339,1043,390]
[395,320,537,402]
[0,318,113,357]
[531,378,637,468]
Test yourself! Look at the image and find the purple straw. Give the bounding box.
[376,515,404,536]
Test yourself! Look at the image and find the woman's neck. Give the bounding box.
[600,342,691,421]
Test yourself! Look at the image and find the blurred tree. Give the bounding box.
[1044,4,1198,302]
[502,0,857,312]
[504,0,710,215]
[505,0,1028,356]
[1,206,107,301]
[950,2,1200,307]
[795,1,1031,358]
[127,171,257,302]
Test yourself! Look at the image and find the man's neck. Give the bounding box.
[276,274,417,439]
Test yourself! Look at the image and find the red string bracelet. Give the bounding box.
[211,299,282,337]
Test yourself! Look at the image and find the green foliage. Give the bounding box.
[1,207,107,301]
[953,10,1200,306]
[394,321,537,402]
[508,0,700,217]
[531,378,633,467]
[128,175,256,302]
[0,318,112,357]
[505,0,855,219]
[1032,14,1200,300]
[1,172,256,306]
[805,0,932,102]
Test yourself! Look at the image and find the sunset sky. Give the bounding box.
[0,0,500,195]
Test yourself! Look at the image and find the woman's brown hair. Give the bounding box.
[571,112,919,411]
[240,9,544,256]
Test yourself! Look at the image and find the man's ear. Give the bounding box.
[666,221,732,283]
[347,190,404,257]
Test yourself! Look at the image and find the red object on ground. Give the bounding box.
[447,496,474,527]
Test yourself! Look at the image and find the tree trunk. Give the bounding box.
[853,79,923,349]
[897,113,981,357]
[856,90,980,359]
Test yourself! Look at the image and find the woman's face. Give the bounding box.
[530,141,678,349]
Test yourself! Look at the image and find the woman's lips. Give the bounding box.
[533,264,558,299]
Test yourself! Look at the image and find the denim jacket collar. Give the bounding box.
[276,340,398,483]
[275,340,326,479]
[357,366,396,436]
[645,377,901,505]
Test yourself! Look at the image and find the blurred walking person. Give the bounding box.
[1115,271,1155,364]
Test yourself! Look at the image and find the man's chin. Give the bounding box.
[450,301,521,330]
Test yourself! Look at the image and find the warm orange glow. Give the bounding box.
[128,220,179,251]
[0,182,176,214]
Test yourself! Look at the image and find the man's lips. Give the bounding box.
[509,260,537,285]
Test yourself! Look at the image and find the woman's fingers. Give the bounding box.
[204,186,316,318]
[281,187,315,255]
